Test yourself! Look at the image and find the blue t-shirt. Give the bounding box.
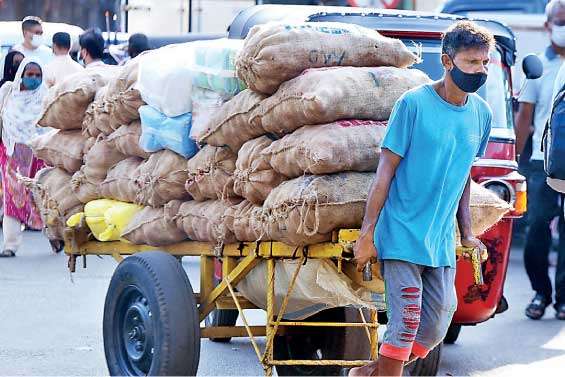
[374,84,492,268]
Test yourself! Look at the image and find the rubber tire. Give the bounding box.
[405,343,442,376]
[103,251,200,376]
[273,308,346,376]
[443,323,462,345]
[204,308,239,343]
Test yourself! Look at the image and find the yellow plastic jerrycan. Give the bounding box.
[67,199,142,242]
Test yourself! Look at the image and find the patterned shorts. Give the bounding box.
[380,259,457,361]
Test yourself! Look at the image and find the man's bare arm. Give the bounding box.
[515,102,535,156]
[457,175,473,240]
[354,148,402,270]
[457,175,487,255]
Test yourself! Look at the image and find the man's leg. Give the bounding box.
[524,163,560,313]
[412,266,457,359]
[350,260,424,377]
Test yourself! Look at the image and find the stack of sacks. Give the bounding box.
[31,54,196,246]
[40,39,250,247]
[194,22,426,245]
[82,60,144,137]
[29,68,120,239]
[192,21,512,248]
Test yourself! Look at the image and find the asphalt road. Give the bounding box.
[0,230,563,376]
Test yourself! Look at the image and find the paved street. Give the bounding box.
[0,230,564,375]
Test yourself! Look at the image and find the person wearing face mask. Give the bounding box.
[514,0,565,321]
[11,16,53,66]
[0,51,24,88]
[78,29,106,69]
[0,58,48,257]
[351,21,492,377]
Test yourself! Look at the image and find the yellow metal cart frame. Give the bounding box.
[65,227,474,375]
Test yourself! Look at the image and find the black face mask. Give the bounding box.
[449,60,487,93]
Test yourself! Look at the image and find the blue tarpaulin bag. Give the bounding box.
[139,105,198,159]
[543,84,565,179]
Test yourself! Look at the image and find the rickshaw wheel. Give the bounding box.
[273,308,346,376]
[103,251,200,376]
[443,323,462,345]
[404,343,442,376]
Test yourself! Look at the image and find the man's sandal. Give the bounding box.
[0,249,16,258]
[525,294,550,320]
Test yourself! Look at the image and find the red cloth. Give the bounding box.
[0,142,44,229]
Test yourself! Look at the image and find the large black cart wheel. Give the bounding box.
[443,323,462,345]
[103,251,200,376]
[204,275,239,343]
[405,343,442,376]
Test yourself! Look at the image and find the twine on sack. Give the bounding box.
[296,191,321,237]
[410,41,424,65]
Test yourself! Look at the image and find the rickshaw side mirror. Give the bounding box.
[522,54,544,80]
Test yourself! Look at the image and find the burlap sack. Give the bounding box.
[83,137,97,155]
[105,59,139,98]
[186,145,237,201]
[83,136,126,181]
[99,157,144,203]
[237,22,418,94]
[39,70,111,129]
[106,120,150,158]
[31,129,89,173]
[82,102,113,137]
[136,150,191,207]
[106,89,145,129]
[175,200,238,244]
[121,200,187,246]
[71,167,101,203]
[21,167,84,240]
[234,136,286,205]
[225,200,264,242]
[263,120,387,178]
[456,181,513,239]
[198,89,267,152]
[251,67,430,136]
[257,172,374,246]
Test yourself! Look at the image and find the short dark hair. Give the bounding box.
[441,21,495,58]
[53,32,71,50]
[22,16,42,32]
[128,33,150,58]
[79,28,105,59]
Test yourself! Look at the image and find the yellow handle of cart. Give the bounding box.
[457,246,486,285]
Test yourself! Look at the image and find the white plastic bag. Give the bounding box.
[190,87,227,141]
[236,259,377,320]
[134,43,195,117]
